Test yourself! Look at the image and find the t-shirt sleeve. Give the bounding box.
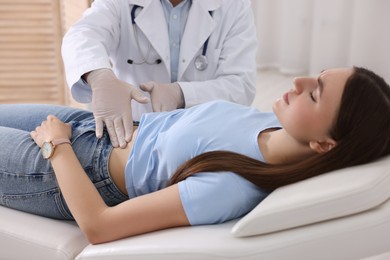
[178,172,268,226]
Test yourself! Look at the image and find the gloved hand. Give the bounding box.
[86,69,149,148]
[139,82,185,112]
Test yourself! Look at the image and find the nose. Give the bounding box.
[293,77,315,94]
[293,77,305,94]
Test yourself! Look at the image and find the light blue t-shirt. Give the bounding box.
[125,101,281,225]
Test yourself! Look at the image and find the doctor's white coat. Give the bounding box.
[62,0,257,120]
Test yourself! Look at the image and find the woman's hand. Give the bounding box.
[30,115,72,147]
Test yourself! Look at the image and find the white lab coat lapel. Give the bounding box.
[178,0,220,80]
[130,0,171,74]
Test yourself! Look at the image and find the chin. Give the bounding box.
[271,101,285,126]
[272,98,281,114]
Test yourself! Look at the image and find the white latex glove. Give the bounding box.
[86,69,149,148]
[139,82,184,112]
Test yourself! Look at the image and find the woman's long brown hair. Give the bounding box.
[168,67,390,191]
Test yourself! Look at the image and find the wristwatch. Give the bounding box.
[41,138,71,159]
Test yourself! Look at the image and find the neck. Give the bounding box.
[170,0,183,7]
[258,129,315,164]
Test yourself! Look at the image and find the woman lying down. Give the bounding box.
[0,67,389,244]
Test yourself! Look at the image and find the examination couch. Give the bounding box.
[1,155,389,260]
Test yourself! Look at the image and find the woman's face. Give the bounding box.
[273,68,353,144]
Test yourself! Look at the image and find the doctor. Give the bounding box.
[62,0,257,148]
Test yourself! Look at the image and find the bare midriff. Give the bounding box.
[108,127,138,196]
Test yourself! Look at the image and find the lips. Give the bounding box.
[283,92,289,105]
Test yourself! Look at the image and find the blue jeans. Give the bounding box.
[0,104,128,219]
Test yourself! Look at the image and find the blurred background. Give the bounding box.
[0,0,389,110]
[0,0,92,107]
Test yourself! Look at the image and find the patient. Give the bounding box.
[0,67,389,244]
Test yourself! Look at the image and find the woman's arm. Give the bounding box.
[31,115,190,244]
[53,146,189,243]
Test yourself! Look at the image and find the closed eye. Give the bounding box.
[310,92,316,102]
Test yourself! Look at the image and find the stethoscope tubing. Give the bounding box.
[129,5,211,70]
[128,5,161,65]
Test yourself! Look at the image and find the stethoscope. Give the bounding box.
[127,5,211,71]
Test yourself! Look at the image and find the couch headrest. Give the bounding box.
[232,155,390,237]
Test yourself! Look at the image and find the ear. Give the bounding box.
[309,138,337,154]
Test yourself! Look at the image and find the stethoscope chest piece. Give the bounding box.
[194,55,208,71]
[193,11,212,71]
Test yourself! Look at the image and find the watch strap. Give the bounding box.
[51,138,71,146]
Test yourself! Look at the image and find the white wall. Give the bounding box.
[252,0,390,83]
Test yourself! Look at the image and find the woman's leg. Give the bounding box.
[0,126,72,219]
[0,104,92,131]
[0,105,128,219]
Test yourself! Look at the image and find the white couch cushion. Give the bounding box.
[0,206,88,260]
[76,198,390,260]
[232,155,390,237]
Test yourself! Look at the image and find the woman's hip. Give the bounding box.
[0,120,128,219]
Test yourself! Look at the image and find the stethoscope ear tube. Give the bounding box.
[128,5,161,65]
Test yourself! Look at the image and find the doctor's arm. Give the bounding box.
[61,0,122,92]
[31,116,190,244]
[62,0,149,148]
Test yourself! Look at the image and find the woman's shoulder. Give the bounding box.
[177,172,268,226]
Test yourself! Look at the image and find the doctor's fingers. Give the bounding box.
[140,82,165,111]
[113,118,128,148]
[95,118,104,139]
[129,85,150,104]
[104,119,120,148]
[122,114,134,143]
[101,117,129,148]
[139,82,155,93]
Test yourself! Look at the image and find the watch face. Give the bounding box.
[42,142,53,159]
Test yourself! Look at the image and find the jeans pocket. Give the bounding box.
[95,179,128,206]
